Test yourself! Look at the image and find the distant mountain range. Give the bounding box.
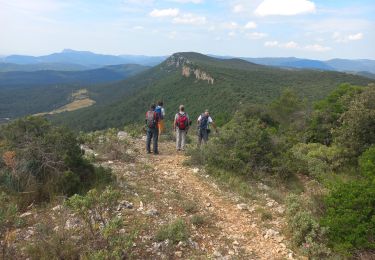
[0,49,167,70]
[210,56,375,74]
[1,49,374,75]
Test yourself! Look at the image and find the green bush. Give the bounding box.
[307,83,363,145]
[191,214,208,227]
[204,115,280,175]
[155,218,189,244]
[333,87,375,158]
[0,117,113,202]
[286,194,331,259]
[321,180,375,255]
[359,146,375,179]
[290,143,345,177]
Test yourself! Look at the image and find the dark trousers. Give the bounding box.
[146,127,159,153]
[198,128,209,146]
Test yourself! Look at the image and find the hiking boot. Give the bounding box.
[154,151,159,155]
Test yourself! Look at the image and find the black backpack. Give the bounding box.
[199,114,209,129]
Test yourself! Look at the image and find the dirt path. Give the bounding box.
[127,140,297,259]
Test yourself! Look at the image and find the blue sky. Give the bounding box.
[0,0,374,59]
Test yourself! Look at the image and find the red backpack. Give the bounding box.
[146,111,157,128]
[176,113,188,130]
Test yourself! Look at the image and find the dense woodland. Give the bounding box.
[53,53,374,131]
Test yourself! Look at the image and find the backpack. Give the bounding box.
[199,114,209,129]
[176,113,188,130]
[155,106,163,120]
[146,111,157,128]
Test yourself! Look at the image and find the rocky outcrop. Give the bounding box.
[182,65,214,85]
[167,54,214,85]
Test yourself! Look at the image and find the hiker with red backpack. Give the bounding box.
[173,105,190,151]
[197,109,218,146]
[145,104,160,154]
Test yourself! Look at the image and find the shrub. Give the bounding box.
[358,145,375,178]
[27,187,134,259]
[307,83,363,145]
[333,87,375,158]
[64,187,133,259]
[321,179,375,255]
[0,117,113,202]
[191,214,208,227]
[286,194,331,259]
[204,115,280,175]
[155,218,189,244]
[182,200,198,214]
[290,143,345,177]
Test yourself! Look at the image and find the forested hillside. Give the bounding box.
[53,52,375,131]
[0,64,149,119]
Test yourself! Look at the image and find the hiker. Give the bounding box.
[145,104,160,154]
[155,101,165,138]
[173,105,190,151]
[197,109,218,146]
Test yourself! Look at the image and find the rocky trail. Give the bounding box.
[11,136,299,259]
[102,138,298,259]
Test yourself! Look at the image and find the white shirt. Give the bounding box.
[197,115,213,123]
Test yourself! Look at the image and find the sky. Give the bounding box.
[0,0,374,59]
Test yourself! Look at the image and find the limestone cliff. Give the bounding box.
[167,54,214,85]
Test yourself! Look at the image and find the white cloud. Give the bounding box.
[222,22,239,30]
[232,4,244,13]
[173,13,206,25]
[244,21,257,30]
[255,0,316,16]
[264,41,279,47]
[265,40,331,52]
[228,31,236,37]
[284,41,299,48]
[333,32,364,43]
[149,8,179,17]
[304,44,331,52]
[246,32,267,39]
[348,33,363,41]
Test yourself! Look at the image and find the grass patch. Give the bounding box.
[155,218,189,244]
[182,200,199,214]
[191,214,208,227]
[207,167,258,200]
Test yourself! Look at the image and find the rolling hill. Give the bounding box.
[52,52,375,131]
[0,64,150,119]
[0,64,149,87]
[0,62,90,72]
